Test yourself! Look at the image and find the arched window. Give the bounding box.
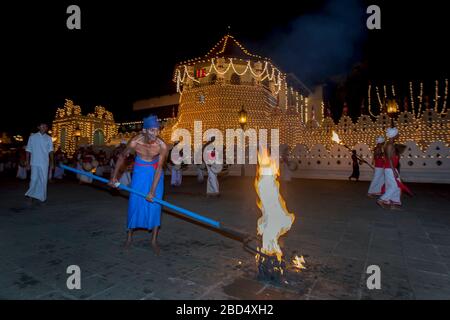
[230,73,241,85]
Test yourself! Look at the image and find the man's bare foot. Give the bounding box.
[123,238,132,247]
[151,241,160,256]
[124,233,133,249]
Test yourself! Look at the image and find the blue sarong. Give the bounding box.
[127,156,164,230]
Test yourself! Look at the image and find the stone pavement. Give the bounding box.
[1,174,450,300]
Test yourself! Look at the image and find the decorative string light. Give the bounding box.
[434,80,439,112]
[383,85,387,100]
[368,84,376,117]
[300,95,304,123]
[375,86,383,112]
[321,101,324,121]
[442,79,448,115]
[118,121,144,126]
[391,84,396,97]
[305,98,308,123]
[409,81,415,117]
[179,34,264,65]
[285,82,288,109]
[417,82,424,118]
[175,58,284,94]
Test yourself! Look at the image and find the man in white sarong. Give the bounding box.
[203,137,220,197]
[25,123,54,203]
[169,140,183,187]
[171,164,182,187]
[196,164,205,183]
[368,136,385,197]
[206,161,220,196]
[377,128,402,210]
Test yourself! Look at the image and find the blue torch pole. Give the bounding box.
[60,164,221,229]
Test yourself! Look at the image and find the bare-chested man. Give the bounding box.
[109,115,168,254]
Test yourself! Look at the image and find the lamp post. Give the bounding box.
[387,99,399,127]
[238,106,248,176]
[239,106,248,130]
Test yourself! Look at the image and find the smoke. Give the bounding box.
[263,0,367,87]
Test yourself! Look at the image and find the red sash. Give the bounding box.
[134,161,158,170]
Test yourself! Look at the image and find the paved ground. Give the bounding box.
[1,173,450,300]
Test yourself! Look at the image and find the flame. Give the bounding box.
[292,255,306,271]
[331,130,342,144]
[254,148,295,262]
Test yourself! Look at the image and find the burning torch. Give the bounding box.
[331,131,374,170]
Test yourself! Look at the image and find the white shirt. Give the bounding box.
[26,132,54,167]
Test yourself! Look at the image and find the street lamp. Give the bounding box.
[387,99,399,127]
[238,106,248,176]
[74,126,81,138]
[238,106,248,130]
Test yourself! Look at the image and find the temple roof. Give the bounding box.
[177,34,270,66]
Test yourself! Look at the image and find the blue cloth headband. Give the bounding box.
[143,115,160,129]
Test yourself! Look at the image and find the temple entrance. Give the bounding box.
[93,129,105,146]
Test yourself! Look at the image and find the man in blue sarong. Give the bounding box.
[109,115,168,255]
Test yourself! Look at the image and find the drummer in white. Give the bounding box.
[25,122,54,203]
[203,137,221,197]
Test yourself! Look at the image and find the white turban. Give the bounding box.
[376,136,385,144]
[386,127,399,139]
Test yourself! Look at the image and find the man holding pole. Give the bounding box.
[109,115,168,254]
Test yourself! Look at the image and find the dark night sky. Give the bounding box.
[1,0,448,136]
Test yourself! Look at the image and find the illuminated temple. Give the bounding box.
[160,34,322,146]
[159,34,449,150]
[52,99,118,155]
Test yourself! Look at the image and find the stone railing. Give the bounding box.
[283,141,450,183]
[166,141,450,184]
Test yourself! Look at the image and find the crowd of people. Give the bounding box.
[0,137,137,187]
[0,149,23,177]
[4,129,224,197]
